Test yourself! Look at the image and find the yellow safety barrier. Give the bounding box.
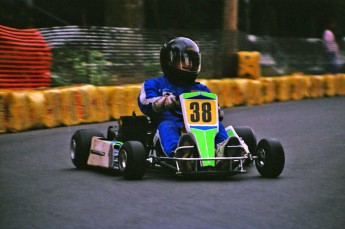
[0,90,8,133]
[60,86,79,126]
[7,91,31,132]
[107,86,121,119]
[110,86,127,119]
[126,84,143,117]
[95,86,111,122]
[246,80,263,106]
[219,79,234,108]
[237,51,261,80]
[201,79,235,108]
[204,79,224,106]
[27,91,45,129]
[340,74,345,95]
[75,85,93,123]
[260,77,276,103]
[203,79,220,94]
[308,76,325,98]
[110,84,143,119]
[290,75,306,100]
[228,79,248,106]
[273,77,291,101]
[0,74,344,133]
[43,89,62,128]
[323,74,336,97]
[334,74,345,95]
[80,85,99,123]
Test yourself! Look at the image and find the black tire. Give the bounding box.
[233,126,257,154]
[118,141,147,180]
[255,139,285,178]
[70,129,104,169]
[234,126,257,166]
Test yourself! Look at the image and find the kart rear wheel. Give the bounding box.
[70,129,104,169]
[119,141,147,180]
[255,139,285,178]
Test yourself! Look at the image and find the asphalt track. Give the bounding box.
[1,96,345,229]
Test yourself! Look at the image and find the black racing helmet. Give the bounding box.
[160,37,201,86]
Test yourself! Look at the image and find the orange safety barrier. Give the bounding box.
[0,25,52,89]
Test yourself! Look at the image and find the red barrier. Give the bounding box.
[0,25,52,89]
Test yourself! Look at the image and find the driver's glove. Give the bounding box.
[165,94,179,111]
[152,94,179,113]
[152,96,167,113]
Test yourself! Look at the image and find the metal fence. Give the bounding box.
[245,35,345,76]
[39,26,345,86]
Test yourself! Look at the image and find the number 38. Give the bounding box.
[190,102,212,122]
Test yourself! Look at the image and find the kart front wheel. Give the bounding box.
[70,129,104,169]
[234,126,257,154]
[255,139,285,178]
[233,126,257,166]
[119,141,147,180]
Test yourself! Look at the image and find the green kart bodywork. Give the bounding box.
[179,92,219,167]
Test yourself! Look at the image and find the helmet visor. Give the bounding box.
[170,50,201,73]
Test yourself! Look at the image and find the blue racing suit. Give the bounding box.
[138,76,228,156]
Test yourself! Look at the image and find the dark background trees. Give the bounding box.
[243,0,345,39]
[1,0,345,39]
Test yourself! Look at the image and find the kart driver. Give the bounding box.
[138,37,235,159]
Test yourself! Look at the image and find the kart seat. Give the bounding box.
[115,112,154,149]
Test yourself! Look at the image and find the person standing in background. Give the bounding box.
[323,29,340,74]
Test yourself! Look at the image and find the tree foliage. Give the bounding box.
[0,0,344,38]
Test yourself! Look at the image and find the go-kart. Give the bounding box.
[70,92,285,180]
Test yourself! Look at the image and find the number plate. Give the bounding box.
[184,99,217,126]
